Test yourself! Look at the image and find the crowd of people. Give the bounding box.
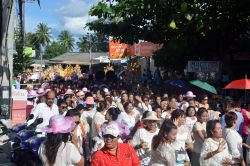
[22,78,250,166]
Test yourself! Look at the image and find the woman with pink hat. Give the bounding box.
[38,115,84,166]
[36,88,46,104]
[180,91,197,112]
[81,96,97,126]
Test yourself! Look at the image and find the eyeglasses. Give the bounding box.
[103,134,116,139]
[75,121,80,125]
[61,106,67,109]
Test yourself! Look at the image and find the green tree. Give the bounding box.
[43,41,67,59]
[87,0,250,71]
[14,29,34,75]
[35,23,51,46]
[58,30,75,52]
[77,35,89,52]
[77,33,108,53]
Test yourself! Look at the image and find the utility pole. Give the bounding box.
[0,0,14,120]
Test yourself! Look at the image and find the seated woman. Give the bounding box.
[200,120,232,166]
[39,115,84,166]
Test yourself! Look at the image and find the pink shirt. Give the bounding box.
[241,108,250,135]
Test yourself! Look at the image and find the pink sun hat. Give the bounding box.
[41,115,76,134]
[84,96,95,105]
[183,91,196,98]
[27,90,38,98]
[37,88,45,96]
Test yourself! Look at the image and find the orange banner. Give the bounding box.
[109,40,128,59]
[137,42,163,56]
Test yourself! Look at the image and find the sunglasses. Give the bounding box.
[61,106,67,109]
[75,121,80,125]
[103,134,116,139]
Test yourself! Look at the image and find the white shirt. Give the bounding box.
[91,112,106,138]
[172,125,192,165]
[27,103,59,129]
[138,103,152,113]
[223,128,243,164]
[193,121,206,153]
[200,138,232,166]
[117,112,136,133]
[185,117,197,133]
[39,141,81,166]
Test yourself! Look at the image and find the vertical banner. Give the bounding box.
[12,89,28,125]
[109,40,128,59]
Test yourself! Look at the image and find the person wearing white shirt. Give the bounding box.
[27,91,59,129]
[138,96,152,113]
[223,112,245,165]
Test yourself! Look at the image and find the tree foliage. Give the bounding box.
[35,23,51,46]
[58,30,75,52]
[77,33,108,53]
[87,0,250,70]
[43,41,67,59]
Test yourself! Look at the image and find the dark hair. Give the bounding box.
[75,104,85,111]
[200,94,208,101]
[197,107,208,117]
[107,107,121,121]
[152,119,177,150]
[142,111,149,119]
[171,109,184,122]
[96,101,106,112]
[186,106,196,116]
[65,109,81,117]
[206,120,220,138]
[85,92,92,98]
[223,96,234,107]
[123,102,133,111]
[44,133,70,166]
[225,112,237,128]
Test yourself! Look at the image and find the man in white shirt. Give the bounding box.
[27,91,59,129]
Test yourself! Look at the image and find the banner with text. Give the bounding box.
[109,40,128,59]
[12,89,28,125]
[187,61,220,72]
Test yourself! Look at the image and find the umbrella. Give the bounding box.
[164,80,189,89]
[224,78,250,89]
[190,80,217,94]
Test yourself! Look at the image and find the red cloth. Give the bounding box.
[91,143,140,166]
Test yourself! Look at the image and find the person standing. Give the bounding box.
[39,115,84,166]
[27,91,59,129]
[200,120,232,166]
[91,123,140,166]
[191,108,208,166]
[148,120,178,166]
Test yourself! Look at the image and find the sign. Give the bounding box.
[99,56,110,63]
[109,40,128,59]
[135,42,163,56]
[187,61,220,72]
[12,89,28,125]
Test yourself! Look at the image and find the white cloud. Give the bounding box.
[55,0,98,35]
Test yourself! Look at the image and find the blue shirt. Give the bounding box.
[220,110,244,135]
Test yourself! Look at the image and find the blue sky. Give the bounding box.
[25,0,98,40]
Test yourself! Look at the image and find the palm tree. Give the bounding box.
[77,35,89,52]
[35,23,51,46]
[58,30,75,52]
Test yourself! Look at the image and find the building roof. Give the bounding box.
[48,52,109,65]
